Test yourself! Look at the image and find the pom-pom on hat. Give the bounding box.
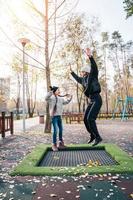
[81,65,91,73]
[49,86,59,93]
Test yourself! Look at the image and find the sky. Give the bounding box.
[0,0,133,99]
[0,0,132,75]
[76,0,133,41]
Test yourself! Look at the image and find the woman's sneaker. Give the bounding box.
[52,144,58,151]
[88,136,95,144]
[92,137,102,146]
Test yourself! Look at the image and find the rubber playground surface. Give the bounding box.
[0,119,133,200]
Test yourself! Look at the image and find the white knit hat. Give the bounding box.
[81,65,91,73]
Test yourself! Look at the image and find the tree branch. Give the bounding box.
[26,0,45,19]
[49,0,57,64]
[48,0,66,21]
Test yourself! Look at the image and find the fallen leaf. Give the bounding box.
[2,193,6,197]
[112,176,119,180]
[66,191,71,194]
[9,185,14,189]
[53,156,60,160]
[121,187,126,190]
[108,189,113,192]
[10,192,13,195]
[99,189,103,192]
[42,183,47,186]
[77,185,84,188]
[50,194,57,197]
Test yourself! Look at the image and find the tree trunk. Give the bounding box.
[104,49,109,114]
[27,98,30,117]
[76,83,81,113]
[16,74,21,120]
[29,112,34,118]
[123,48,129,96]
[27,74,38,118]
[16,97,20,120]
[44,0,51,133]
[105,87,109,114]
[115,48,123,98]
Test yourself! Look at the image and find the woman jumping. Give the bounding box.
[70,48,102,146]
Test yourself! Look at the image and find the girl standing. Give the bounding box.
[45,86,72,151]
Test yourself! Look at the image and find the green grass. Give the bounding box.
[10,144,133,176]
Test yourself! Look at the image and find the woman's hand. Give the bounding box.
[69,63,73,73]
[85,48,92,58]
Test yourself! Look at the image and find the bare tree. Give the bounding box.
[25,68,38,118]
[1,0,78,132]
[55,15,88,112]
[109,31,133,100]
[25,0,79,132]
[109,31,123,99]
[11,56,22,119]
[101,32,109,114]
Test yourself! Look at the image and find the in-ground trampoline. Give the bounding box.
[10,144,133,176]
[38,148,118,167]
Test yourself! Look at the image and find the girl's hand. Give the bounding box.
[66,94,72,98]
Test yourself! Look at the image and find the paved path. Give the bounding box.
[14,117,39,133]
[0,119,133,200]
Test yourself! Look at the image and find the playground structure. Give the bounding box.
[112,96,133,120]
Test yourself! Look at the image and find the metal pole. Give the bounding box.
[22,44,26,132]
[18,38,30,133]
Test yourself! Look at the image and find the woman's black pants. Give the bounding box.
[84,93,102,139]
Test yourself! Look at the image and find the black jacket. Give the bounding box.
[71,56,101,97]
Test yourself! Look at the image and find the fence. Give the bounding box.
[62,112,133,124]
[0,112,13,138]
